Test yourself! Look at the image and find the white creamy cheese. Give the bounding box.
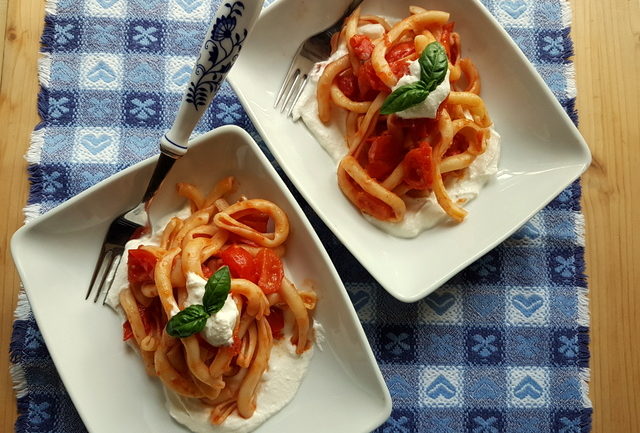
[164,327,315,433]
[184,272,238,347]
[392,63,451,119]
[357,23,385,39]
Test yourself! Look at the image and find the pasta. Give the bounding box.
[110,177,317,430]
[310,6,496,225]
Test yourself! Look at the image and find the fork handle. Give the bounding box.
[159,0,264,158]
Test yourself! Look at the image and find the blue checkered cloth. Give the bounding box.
[10,0,591,432]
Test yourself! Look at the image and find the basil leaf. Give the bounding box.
[380,81,429,115]
[203,265,231,315]
[419,42,448,91]
[166,305,209,338]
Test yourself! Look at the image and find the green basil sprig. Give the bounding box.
[166,266,231,338]
[380,42,448,115]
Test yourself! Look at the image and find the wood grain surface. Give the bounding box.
[571,0,640,430]
[0,1,638,432]
[0,0,45,429]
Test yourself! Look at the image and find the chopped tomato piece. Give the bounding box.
[122,320,133,341]
[386,42,415,63]
[366,160,394,181]
[403,143,434,190]
[266,308,285,339]
[220,245,258,282]
[440,22,456,61]
[122,300,159,341]
[357,61,388,96]
[238,212,270,233]
[229,330,242,356]
[366,133,403,180]
[202,264,213,279]
[350,34,374,61]
[390,60,410,78]
[256,248,284,295]
[202,258,222,279]
[336,70,358,99]
[128,248,158,286]
[129,226,147,241]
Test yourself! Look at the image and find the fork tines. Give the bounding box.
[86,244,124,304]
[273,50,315,117]
[273,0,365,118]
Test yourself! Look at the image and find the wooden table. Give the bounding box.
[1,1,638,431]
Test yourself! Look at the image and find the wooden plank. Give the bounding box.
[570,0,640,431]
[0,0,7,85]
[0,0,44,431]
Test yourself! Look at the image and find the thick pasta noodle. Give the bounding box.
[316,6,494,223]
[114,177,317,429]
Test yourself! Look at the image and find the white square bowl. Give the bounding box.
[11,126,391,433]
[228,0,591,302]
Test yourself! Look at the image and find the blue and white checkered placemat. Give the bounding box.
[10,0,591,431]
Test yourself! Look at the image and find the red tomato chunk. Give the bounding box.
[220,245,258,282]
[350,34,374,61]
[256,248,284,295]
[366,133,403,180]
[403,143,434,190]
[266,307,285,339]
[128,248,158,286]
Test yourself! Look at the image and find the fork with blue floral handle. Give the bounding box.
[86,0,265,303]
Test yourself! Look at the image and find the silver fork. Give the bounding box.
[86,0,265,303]
[273,0,365,116]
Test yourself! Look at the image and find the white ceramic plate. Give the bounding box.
[228,0,591,302]
[11,126,391,433]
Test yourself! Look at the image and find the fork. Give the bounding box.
[273,0,365,116]
[86,0,264,303]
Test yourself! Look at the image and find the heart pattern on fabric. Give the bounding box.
[175,0,202,13]
[387,375,411,398]
[128,136,155,157]
[51,63,75,83]
[500,0,527,18]
[130,63,159,84]
[171,65,192,87]
[557,378,581,400]
[470,294,498,317]
[96,0,119,8]
[425,292,456,316]
[133,0,160,9]
[80,171,107,189]
[513,221,541,240]
[80,133,112,154]
[470,377,500,399]
[513,376,544,399]
[425,375,457,399]
[512,294,544,317]
[350,290,370,311]
[87,61,117,83]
